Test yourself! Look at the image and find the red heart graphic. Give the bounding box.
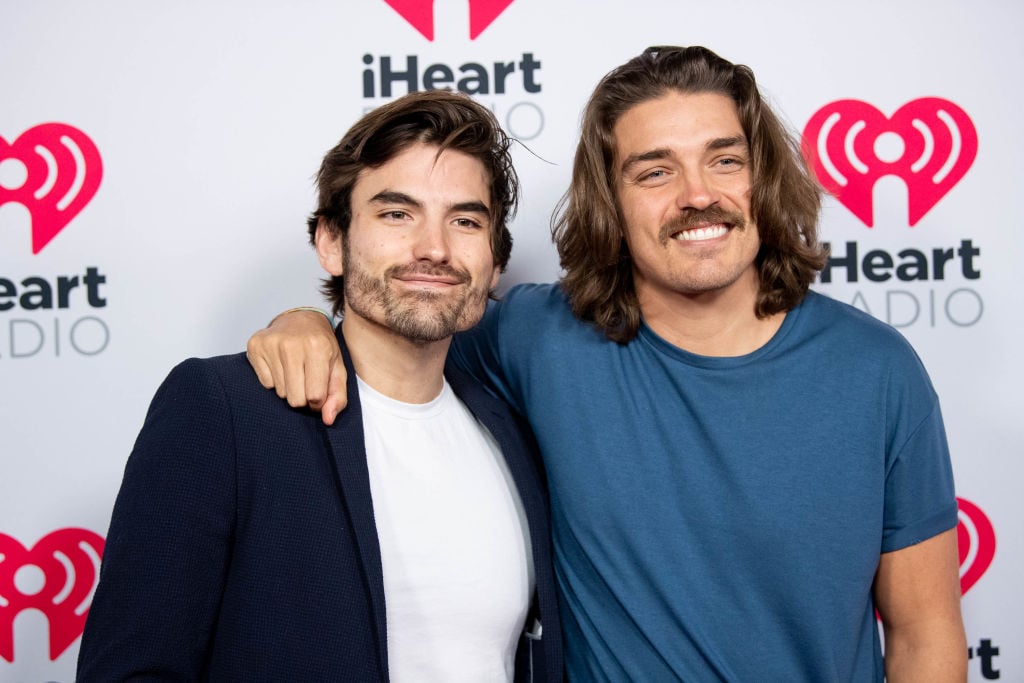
[956,497,996,596]
[383,0,436,40]
[0,123,103,254]
[382,0,516,40]
[469,0,516,39]
[0,528,105,662]
[802,98,976,227]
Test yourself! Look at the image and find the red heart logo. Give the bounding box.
[0,528,105,662]
[956,497,996,596]
[0,123,103,254]
[469,0,516,39]
[382,0,516,40]
[802,99,976,227]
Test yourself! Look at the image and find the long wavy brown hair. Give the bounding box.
[552,46,827,343]
[309,90,518,317]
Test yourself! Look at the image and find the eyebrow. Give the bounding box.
[450,200,490,215]
[369,190,422,208]
[369,191,490,215]
[619,148,672,174]
[707,135,748,152]
[619,136,749,174]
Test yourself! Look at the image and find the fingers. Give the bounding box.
[321,357,349,426]
[246,343,275,389]
[303,338,337,411]
[246,330,287,397]
[246,310,340,411]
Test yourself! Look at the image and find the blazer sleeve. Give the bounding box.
[77,358,238,680]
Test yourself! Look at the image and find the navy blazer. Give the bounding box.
[77,328,562,681]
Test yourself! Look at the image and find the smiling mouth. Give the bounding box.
[661,206,746,245]
[392,269,468,289]
[671,224,730,242]
[395,276,463,288]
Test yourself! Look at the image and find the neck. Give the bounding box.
[638,271,785,357]
[341,314,451,404]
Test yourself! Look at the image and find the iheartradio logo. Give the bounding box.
[383,0,516,40]
[0,123,103,254]
[803,99,977,227]
[0,528,105,662]
[957,497,996,597]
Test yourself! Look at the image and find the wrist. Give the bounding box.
[268,306,333,328]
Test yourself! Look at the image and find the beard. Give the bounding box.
[343,254,490,344]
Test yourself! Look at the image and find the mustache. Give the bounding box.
[385,263,471,283]
[658,206,747,243]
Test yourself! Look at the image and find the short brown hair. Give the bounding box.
[310,90,518,316]
[552,45,827,343]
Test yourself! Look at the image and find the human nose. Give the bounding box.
[412,217,451,263]
[675,167,720,211]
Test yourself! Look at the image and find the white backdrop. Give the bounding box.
[1,1,1019,680]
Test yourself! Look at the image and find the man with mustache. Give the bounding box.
[77,90,562,682]
[247,46,966,680]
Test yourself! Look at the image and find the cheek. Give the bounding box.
[620,211,663,255]
[351,236,404,263]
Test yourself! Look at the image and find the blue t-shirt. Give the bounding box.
[450,284,957,682]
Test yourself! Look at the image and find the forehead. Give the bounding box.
[352,142,490,202]
[612,91,745,160]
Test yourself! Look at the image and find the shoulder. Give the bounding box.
[145,352,298,431]
[496,282,571,319]
[496,281,603,339]
[799,291,923,359]
[503,280,577,315]
[165,352,258,386]
[158,352,272,401]
[796,291,938,398]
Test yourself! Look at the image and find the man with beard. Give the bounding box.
[76,90,562,682]
[247,47,965,680]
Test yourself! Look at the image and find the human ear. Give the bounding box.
[314,217,344,276]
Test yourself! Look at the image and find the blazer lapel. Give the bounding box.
[444,360,557,622]
[321,327,389,679]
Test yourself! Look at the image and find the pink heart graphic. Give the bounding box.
[469,0,516,39]
[802,98,976,227]
[383,0,516,40]
[0,528,105,662]
[0,123,103,254]
[956,497,995,597]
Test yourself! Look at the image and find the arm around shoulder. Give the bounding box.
[246,307,346,424]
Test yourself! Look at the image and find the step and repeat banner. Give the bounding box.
[2,1,1020,680]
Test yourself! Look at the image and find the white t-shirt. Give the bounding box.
[358,376,534,682]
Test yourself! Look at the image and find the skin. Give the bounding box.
[312,141,499,403]
[875,528,967,681]
[248,92,967,682]
[613,91,784,357]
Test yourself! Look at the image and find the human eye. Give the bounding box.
[713,155,747,173]
[633,167,671,186]
[380,209,410,222]
[453,216,485,230]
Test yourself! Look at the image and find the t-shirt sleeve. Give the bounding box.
[880,366,959,553]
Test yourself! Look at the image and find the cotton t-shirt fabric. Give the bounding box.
[359,377,534,682]
[449,283,958,682]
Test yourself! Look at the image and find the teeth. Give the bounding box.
[673,225,729,241]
